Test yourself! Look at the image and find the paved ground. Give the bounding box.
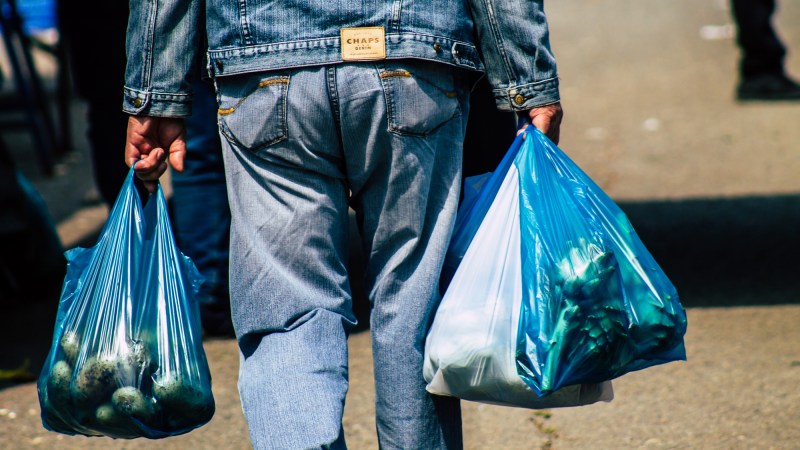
[2,0,800,449]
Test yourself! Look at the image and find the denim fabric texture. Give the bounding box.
[123,0,559,116]
[218,61,468,449]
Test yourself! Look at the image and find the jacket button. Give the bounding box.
[132,98,143,108]
[215,60,223,72]
[433,43,442,52]
[513,94,525,106]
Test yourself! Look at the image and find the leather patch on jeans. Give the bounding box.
[341,27,386,61]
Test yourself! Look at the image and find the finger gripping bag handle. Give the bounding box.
[37,167,214,439]
[514,127,687,395]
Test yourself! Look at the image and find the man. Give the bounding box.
[123,1,562,448]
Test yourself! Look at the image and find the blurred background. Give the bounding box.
[1,0,799,449]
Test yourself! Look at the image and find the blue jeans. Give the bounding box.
[171,79,232,334]
[215,61,469,449]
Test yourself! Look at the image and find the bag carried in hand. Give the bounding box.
[37,168,215,439]
[424,126,687,407]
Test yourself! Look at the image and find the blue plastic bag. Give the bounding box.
[37,167,214,439]
[425,126,686,405]
[514,127,687,395]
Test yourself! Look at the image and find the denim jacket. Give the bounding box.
[123,0,559,117]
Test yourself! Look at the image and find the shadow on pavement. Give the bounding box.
[621,193,800,308]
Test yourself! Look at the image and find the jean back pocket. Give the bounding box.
[379,62,464,137]
[216,74,290,152]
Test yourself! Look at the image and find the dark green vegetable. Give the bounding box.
[153,375,214,429]
[46,360,72,408]
[59,331,81,365]
[537,238,683,391]
[72,357,117,408]
[42,331,214,437]
[543,240,629,389]
[112,386,155,422]
[95,402,123,426]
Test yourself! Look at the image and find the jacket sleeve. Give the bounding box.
[467,0,560,111]
[122,0,203,117]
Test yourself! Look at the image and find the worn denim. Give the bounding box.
[218,61,468,449]
[124,0,559,117]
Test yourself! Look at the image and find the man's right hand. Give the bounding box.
[125,116,187,191]
[517,102,563,144]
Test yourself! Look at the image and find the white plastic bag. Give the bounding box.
[424,157,613,408]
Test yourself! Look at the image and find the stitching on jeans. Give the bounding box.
[326,67,342,135]
[218,77,290,115]
[380,70,411,79]
[258,77,290,87]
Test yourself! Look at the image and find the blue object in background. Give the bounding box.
[5,0,57,33]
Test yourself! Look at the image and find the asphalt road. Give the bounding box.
[2,0,800,449]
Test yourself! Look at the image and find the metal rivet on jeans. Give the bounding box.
[514,94,525,106]
[433,43,442,52]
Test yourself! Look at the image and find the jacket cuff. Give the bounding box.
[492,77,560,112]
[122,87,192,117]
